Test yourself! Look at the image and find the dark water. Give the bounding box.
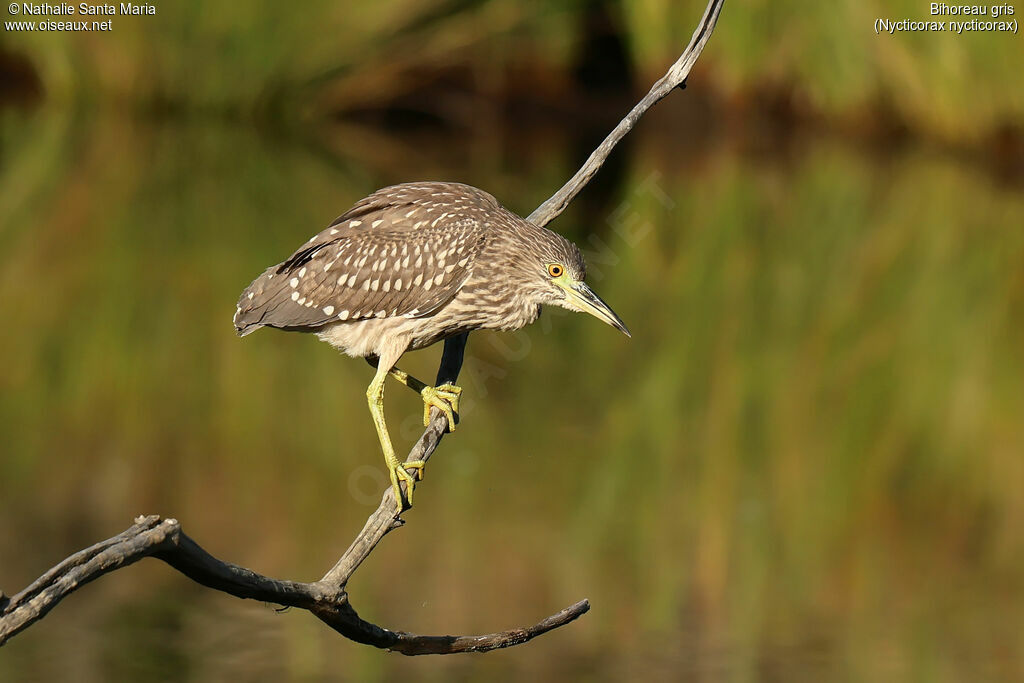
[1,101,1023,681]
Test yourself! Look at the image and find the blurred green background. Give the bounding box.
[1,1,1023,681]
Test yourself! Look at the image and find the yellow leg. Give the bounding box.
[366,362,424,512]
[365,357,462,432]
[385,366,462,432]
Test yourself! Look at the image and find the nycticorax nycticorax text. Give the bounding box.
[234,182,628,510]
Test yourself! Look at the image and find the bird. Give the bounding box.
[234,182,629,511]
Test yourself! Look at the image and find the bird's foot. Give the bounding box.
[420,383,462,431]
[388,459,426,511]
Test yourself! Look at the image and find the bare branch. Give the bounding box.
[528,0,725,229]
[321,333,469,587]
[0,514,589,653]
[0,0,723,655]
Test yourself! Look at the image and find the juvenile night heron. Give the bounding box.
[234,182,628,510]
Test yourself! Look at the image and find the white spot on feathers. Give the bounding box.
[290,277,299,288]
[372,220,383,228]
[323,305,335,315]
[349,220,362,228]
[291,291,300,301]
[338,310,350,320]
[413,274,422,286]
[298,267,307,278]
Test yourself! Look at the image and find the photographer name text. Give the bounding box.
[14,3,155,16]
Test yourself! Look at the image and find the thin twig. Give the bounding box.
[0,0,723,654]
[528,0,725,229]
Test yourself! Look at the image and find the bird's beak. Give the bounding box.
[564,281,631,337]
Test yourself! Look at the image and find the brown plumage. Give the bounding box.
[233,181,628,510]
[235,184,490,335]
[234,182,615,357]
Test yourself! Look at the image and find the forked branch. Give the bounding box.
[0,0,724,654]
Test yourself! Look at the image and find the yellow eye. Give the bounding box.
[547,263,564,278]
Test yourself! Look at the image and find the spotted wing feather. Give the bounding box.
[234,183,492,335]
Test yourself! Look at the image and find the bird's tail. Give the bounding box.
[233,265,279,336]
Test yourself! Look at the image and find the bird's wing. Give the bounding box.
[234,184,492,334]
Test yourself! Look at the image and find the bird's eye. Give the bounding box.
[548,263,564,278]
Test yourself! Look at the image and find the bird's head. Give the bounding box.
[520,226,630,338]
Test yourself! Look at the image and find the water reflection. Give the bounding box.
[1,104,1022,681]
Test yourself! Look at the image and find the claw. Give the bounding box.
[420,383,462,431]
[388,459,426,511]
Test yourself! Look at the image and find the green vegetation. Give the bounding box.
[1,104,1022,679]
[5,1,1022,139]
[1,2,1022,680]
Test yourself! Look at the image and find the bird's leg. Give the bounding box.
[364,357,461,432]
[366,362,425,512]
[386,366,462,432]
